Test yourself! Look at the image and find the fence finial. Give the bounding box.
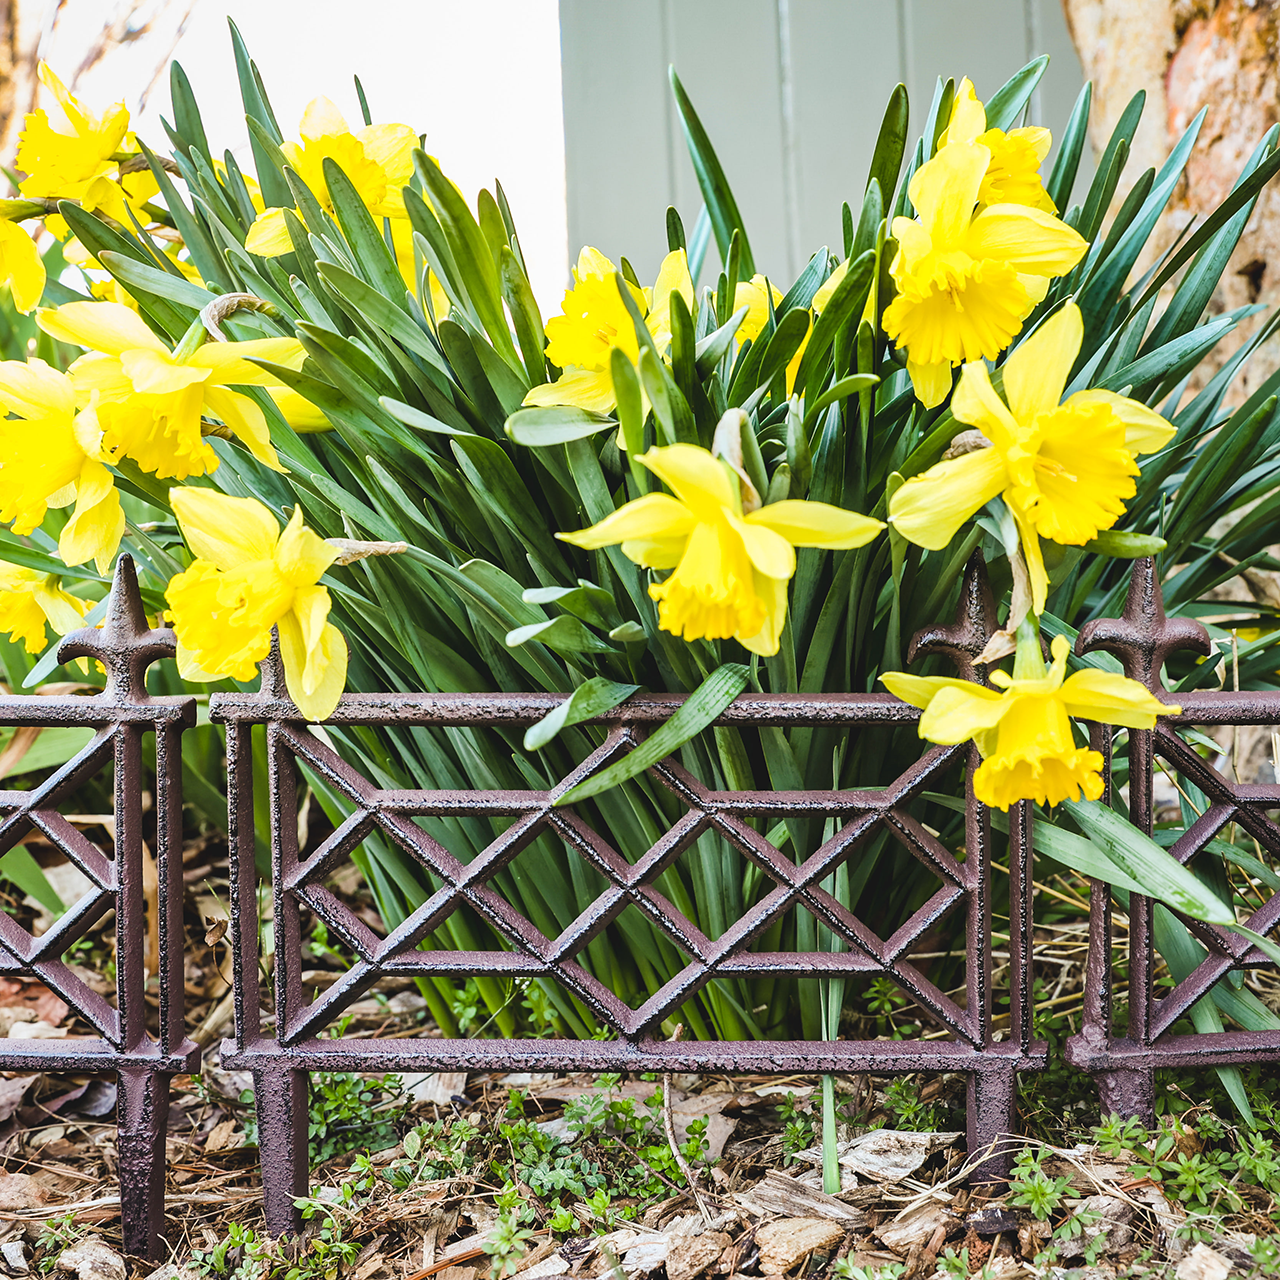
[906,550,998,679]
[1076,557,1210,691]
[56,555,176,703]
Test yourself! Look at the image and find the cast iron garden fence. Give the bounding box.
[1,555,1279,1256]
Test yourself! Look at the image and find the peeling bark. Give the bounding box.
[1064,0,1280,402]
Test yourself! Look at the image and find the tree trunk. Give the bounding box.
[1064,0,1280,402]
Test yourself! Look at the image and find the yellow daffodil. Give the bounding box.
[0,563,89,654]
[36,302,306,479]
[557,443,882,654]
[16,63,157,229]
[731,266,850,395]
[882,139,1086,408]
[523,247,693,414]
[889,303,1174,612]
[941,78,1055,212]
[165,488,348,721]
[884,633,1176,809]
[244,97,417,256]
[0,358,122,572]
[0,221,44,314]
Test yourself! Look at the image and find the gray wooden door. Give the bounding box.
[559,0,1084,287]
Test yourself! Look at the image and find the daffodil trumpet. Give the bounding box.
[883,618,1177,810]
[557,440,883,656]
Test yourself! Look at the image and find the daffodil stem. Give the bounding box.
[1011,613,1046,681]
[821,1073,839,1193]
[171,316,209,362]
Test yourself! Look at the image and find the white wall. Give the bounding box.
[37,0,571,310]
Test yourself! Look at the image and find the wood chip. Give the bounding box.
[665,1232,731,1280]
[1175,1243,1232,1280]
[755,1218,843,1274]
[735,1170,866,1227]
[876,1203,956,1255]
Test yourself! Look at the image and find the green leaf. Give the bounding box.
[99,252,215,311]
[555,663,750,805]
[227,19,292,210]
[983,56,1048,132]
[505,406,616,446]
[506,615,618,654]
[524,679,641,751]
[413,151,519,367]
[0,846,64,915]
[695,304,748,377]
[1065,799,1234,923]
[867,84,909,203]
[168,60,210,159]
[669,68,754,275]
[1046,81,1092,212]
[793,249,875,394]
[524,581,620,630]
[322,157,406,302]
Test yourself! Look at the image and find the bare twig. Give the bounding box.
[661,1023,714,1225]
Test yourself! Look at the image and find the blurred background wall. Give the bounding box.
[560,0,1085,283]
[6,0,1279,367]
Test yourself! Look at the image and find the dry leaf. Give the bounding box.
[1175,1243,1232,1280]
[54,1239,125,1280]
[204,1118,239,1153]
[0,1174,44,1211]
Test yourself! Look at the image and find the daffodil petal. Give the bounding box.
[522,368,617,414]
[170,486,281,570]
[120,348,209,394]
[557,492,694,550]
[37,301,167,356]
[0,222,45,314]
[278,614,347,721]
[918,682,1012,743]
[729,513,795,579]
[245,207,295,257]
[890,445,1007,551]
[744,500,883,549]
[964,204,1087,276]
[0,357,74,420]
[1010,501,1050,615]
[909,140,989,246]
[189,338,307,385]
[882,671,1002,711]
[905,357,954,409]
[276,507,339,585]
[1060,670,1177,728]
[1065,389,1174,455]
[1003,303,1082,423]
[204,386,284,473]
[952,359,1021,451]
[640,443,736,516]
[946,78,987,145]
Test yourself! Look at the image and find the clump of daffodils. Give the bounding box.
[0,52,1197,790]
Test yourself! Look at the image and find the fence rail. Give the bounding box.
[0,555,1276,1256]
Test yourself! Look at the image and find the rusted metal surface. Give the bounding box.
[1065,558,1280,1120]
[5,551,1277,1250]
[0,557,196,1257]
[211,555,1044,1233]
